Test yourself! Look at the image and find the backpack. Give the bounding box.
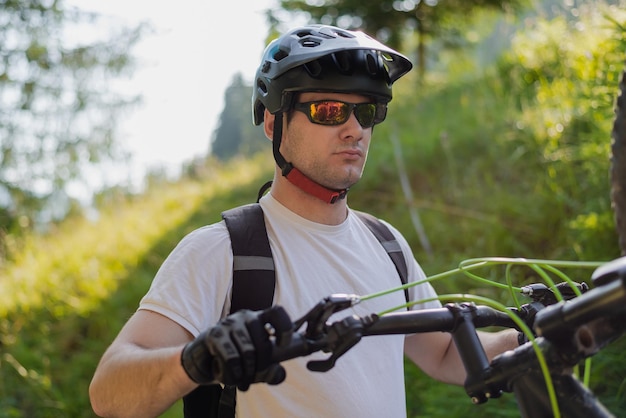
[182,203,409,418]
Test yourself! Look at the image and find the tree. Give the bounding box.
[210,73,267,161]
[275,0,528,78]
[0,0,146,233]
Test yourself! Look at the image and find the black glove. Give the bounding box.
[181,305,292,391]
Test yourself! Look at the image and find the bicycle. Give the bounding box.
[252,255,626,418]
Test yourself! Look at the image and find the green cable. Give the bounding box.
[361,257,605,416]
[359,256,607,413]
[536,264,592,386]
[464,259,594,387]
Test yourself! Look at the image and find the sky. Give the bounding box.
[71,0,286,195]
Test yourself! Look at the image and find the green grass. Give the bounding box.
[0,156,273,417]
[2,5,626,417]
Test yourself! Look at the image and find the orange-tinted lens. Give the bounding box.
[309,101,350,125]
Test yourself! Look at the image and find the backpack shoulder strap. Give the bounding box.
[222,203,276,313]
[183,203,276,418]
[354,210,410,304]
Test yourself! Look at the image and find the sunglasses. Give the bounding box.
[293,100,387,128]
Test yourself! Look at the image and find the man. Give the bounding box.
[89,24,518,417]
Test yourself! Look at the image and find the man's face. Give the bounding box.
[280,92,373,191]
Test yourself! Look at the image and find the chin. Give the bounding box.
[338,176,361,190]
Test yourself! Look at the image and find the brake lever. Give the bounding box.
[292,293,361,340]
[307,314,378,372]
[507,301,545,333]
[520,282,588,305]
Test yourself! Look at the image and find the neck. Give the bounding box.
[269,170,349,225]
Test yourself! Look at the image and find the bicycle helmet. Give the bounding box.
[253,24,413,125]
[252,25,413,204]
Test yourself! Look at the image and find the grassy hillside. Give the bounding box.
[0,156,274,417]
[2,4,626,417]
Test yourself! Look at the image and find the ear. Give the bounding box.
[263,109,275,141]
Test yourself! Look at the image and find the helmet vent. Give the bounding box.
[332,51,352,74]
[299,37,322,48]
[364,52,381,76]
[316,26,339,38]
[256,79,268,95]
[273,49,289,61]
[302,39,321,47]
[333,29,354,39]
[303,59,323,77]
[295,29,316,38]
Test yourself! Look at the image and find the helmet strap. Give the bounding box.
[272,113,348,204]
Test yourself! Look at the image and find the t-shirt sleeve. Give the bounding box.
[138,222,233,337]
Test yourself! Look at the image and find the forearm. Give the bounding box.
[89,343,197,418]
[440,328,519,385]
[478,328,519,363]
[406,328,519,386]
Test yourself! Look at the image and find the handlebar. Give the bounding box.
[269,256,626,418]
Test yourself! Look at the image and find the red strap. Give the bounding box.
[285,167,347,204]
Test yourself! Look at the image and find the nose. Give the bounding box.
[339,112,366,141]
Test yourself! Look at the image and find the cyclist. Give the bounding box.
[89,24,519,418]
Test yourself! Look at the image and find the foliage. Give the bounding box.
[276,0,528,77]
[0,156,273,417]
[357,1,625,273]
[0,0,146,233]
[2,2,626,417]
[210,73,268,160]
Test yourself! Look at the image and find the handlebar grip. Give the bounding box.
[363,308,456,335]
[271,333,324,363]
[592,256,626,286]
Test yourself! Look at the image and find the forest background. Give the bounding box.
[1,0,626,416]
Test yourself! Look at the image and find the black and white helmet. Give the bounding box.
[252,24,413,125]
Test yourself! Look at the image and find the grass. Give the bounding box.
[0,156,273,417]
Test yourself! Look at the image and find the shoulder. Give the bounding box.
[155,220,233,271]
[350,209,409,245]
[176,221,230,250]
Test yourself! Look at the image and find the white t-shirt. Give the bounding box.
[140,194,440,417]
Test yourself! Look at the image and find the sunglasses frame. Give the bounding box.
[292,100,387,128]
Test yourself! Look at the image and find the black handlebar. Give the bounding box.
[269,256,626,418]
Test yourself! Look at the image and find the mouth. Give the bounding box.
[336,148,363,159]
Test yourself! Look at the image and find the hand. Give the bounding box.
[181,306,292,391]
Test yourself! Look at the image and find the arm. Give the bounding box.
[404,329,519,385]
[90,306,291,418]
[89,310,197,418]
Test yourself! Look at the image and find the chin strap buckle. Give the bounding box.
[329,189,348,204]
